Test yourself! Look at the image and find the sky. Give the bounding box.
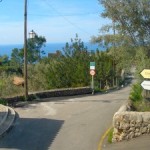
[0,0,110,45]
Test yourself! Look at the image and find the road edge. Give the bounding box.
[98,126,112,150]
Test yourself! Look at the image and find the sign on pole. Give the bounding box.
[141,80,150,90]
[140,69,150,98]
[90,62,95,94]
[90,70,95,76]
[90,62,95,70]
[140,69,150,79]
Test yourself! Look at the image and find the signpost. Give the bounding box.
[90,62,95,70]
[140,69,150,79]
[90,62,95,95]
[141,80,150,90]
[90,70,95,76]
[140,69,150,98]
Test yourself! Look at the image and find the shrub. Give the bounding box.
[129,83,143,102]
[0,72,24,98]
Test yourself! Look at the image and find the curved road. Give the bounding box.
[0,86,131,150]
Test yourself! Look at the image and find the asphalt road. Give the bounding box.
[0,86,131,150]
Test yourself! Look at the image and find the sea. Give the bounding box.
[0,42,104,58]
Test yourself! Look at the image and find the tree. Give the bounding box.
[91,0,150,83]
[41,34,91,89]
[94,50,113,88]
[27,34,46,63]
[0,55,9,66]
[62,34,90,87]
[99,0,150,55]
[96,0,150,80]
[10,34,46,65]
[10,48,23,68]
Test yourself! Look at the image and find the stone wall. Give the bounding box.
[112,102,150,142]
[5,87,92,106]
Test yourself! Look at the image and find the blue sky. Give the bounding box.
[0,0,110,45]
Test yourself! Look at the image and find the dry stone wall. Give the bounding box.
[112,103,150,142]
[5,87,92,106]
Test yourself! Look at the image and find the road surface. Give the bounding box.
[0,86,131,150]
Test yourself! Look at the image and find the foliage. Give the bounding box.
[0,34,125,97]
[10,34,46,65]
[132,100,150,112]
[92,0,150,83]
[43,34,91,89]
[129,83,143,102]
[27,63,49,91]
[10,48,23,68]
[0,72,24,98]
[0,55,9,66]
[27,35,46,63]
[99,0,150,49]
[94,50,114,88]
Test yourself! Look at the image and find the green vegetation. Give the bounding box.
[95,0,150,112]
[129,83,143,102]
[0,33,128,98]
[107,128,114,143]
[132,101,150,112]
[129,83,150,112]
[1,0,150,100]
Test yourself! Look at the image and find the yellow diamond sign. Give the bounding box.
[140,69,150,79]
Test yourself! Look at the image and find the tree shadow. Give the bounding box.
[0,115,64,150]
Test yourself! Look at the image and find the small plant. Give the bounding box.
[129,83,143,102]
[132,100,150,112]
[107,128,114,143]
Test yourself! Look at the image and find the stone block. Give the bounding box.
[141,127,147,134]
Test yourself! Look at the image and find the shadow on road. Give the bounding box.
[0,115,64,150]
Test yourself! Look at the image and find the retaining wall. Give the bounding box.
[112,102,150,142]
[4,87,92,106]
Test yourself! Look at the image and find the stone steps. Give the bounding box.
[0,104,16,137]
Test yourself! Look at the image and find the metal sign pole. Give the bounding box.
[90,62,95,95]
[92,75,94,95]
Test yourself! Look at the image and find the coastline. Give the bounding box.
[0,42,102,57]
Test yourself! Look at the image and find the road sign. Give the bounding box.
[90,62,95,70]
[90,70,95,76]
[140,69,150,79]
[141,80,150,90]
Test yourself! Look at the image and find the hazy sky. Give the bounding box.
[0,0,110,45]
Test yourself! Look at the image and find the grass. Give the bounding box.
[107,128,114,143]
[132,100,150,112]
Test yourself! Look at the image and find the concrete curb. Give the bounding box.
[0,105,16,138]
[0,104,8,126]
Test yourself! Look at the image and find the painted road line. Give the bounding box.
[98,126,112,150]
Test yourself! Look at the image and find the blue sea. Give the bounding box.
[0,42,104,58]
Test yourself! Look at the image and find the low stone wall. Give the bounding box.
[5,87,92,106]
[112,102,150,142]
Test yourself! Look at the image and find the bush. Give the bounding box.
[0,72,24,98]
[129,83,143,102]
